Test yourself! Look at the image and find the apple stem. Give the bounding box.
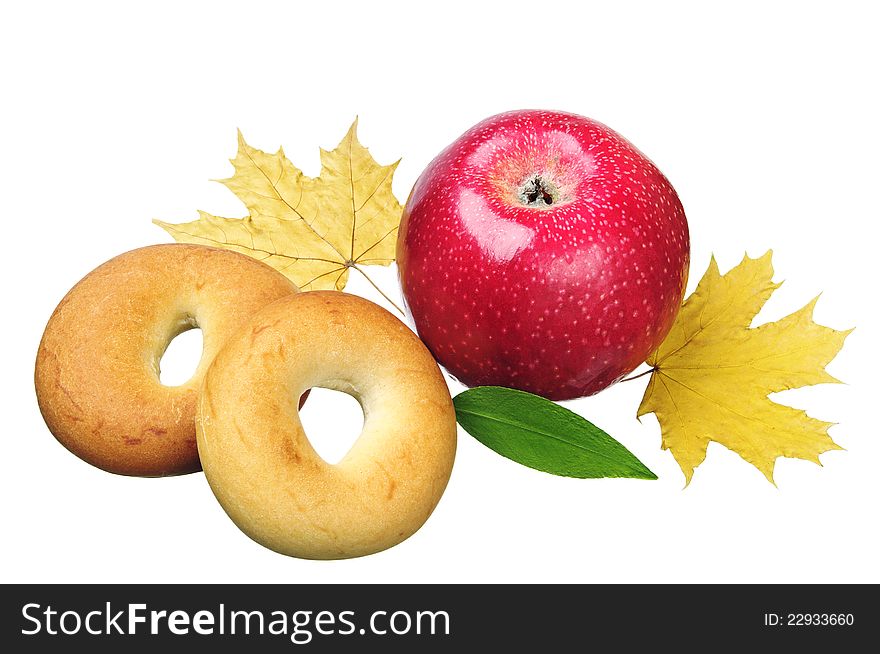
[352,264,406,316]
[620,367,656,383]
[518,174,559,207]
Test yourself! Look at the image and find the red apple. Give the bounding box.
[397,110,689,400]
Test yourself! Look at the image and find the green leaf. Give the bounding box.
[453,386,657,480]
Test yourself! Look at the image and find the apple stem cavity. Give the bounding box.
[517,174,559,208]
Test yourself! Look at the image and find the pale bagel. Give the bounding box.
[197,291,457,559]
[35,244,299,476]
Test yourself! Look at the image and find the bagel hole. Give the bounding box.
[298,387,364,465]
[158,327,203,386]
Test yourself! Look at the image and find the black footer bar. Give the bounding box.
[1,584,872,650]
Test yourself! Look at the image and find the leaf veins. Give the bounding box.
[638,251,851,484]
[154,119,403,308]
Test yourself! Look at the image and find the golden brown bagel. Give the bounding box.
[197,291,457,559]
[35,244,298,476]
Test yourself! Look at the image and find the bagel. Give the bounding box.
[197,291,457,559]
[35,244,299,476]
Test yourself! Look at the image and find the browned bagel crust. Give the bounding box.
[35,244,298,476]
[197,291,457,559]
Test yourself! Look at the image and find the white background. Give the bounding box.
[2,1,877,584]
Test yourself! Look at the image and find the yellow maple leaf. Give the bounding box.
[154,119,402,304]
[637,251,851,484]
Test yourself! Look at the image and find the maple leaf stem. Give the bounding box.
[620,367,656,383]
[352,265,405,316]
